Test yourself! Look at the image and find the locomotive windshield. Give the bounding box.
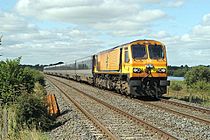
[148,45,164,59]
[131,44,147,59]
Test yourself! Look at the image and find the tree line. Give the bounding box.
[168,65,210,77]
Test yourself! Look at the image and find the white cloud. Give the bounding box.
[135,9,166,22]
[150,13,210,66]
[15,0,166,36]
[0,10,105,64]
[203,13,210,25]
[0,11,37,33]
[150,31,170,38]
[1,0,208,66]
[166,0,185,7]
[180,34,191,42]
[143,0,161,3]
[190,13,210,41]
[16,0,136,22]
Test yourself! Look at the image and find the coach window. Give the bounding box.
[124,50,129,63]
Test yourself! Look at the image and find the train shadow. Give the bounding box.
[136,96,160,101]
[136,96,171,101]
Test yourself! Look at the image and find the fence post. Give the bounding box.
[0,99,2,138]
[2,104,8,139]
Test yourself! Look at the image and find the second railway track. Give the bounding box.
[143,99,210,125]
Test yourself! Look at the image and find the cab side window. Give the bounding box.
[124,50,129,63]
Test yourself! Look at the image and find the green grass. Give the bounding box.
[10,129,49,140]
[4,105,49,140]
[167,81,210,107]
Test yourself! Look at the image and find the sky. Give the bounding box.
[0,0,210,66]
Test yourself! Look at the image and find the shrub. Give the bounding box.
[0,58,23,103]
[170,81,183,91]
[0,58,45,103]
[16,93,53,131]
[185,66,210,87]
[192,81,210,100]
[32,70,45,86]
[184,66,210,102]
[21,67,36,93]
[0,58,54,132]
[192,81,210,91]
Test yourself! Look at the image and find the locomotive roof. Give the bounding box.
[97,39,163,55]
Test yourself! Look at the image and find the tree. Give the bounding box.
[184,66,210,102]
[185,66,210,87]
[0,58,45,103]
[0,57,23,103]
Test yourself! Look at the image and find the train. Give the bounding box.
[44,39,170,98]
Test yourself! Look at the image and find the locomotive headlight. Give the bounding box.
[157,68,166,73]
[133,68,142,73]
[146,64,154,70]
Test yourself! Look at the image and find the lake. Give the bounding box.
[167,76,184,81]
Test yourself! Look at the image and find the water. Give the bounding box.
[167,76,184,81]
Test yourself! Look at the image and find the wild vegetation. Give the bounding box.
[168,65,210,77]
[0,58,51,139]
[168,66,210,106]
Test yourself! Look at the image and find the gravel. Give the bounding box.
[52,78,159,140]
[150,101,210,121]
[45,81,105,140]
[52,76,210,140]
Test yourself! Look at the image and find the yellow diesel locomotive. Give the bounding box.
[44,39,170,98]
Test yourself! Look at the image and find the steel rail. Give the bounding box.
[160,99,210,115]
[139,100,210,125]
[46,76,119,140]
[47,75,178,140]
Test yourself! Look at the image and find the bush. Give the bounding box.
[21,68,45,92]
[0,58,54,132]
[0,58,45,103]
[185,66,210,87]
[33,70,45,86]
[170,81,183,91]
[16,93,53,131]
[184,66,210,102]
[0,58,23,103]
[173,69,187,77]
[192,81,210,91]
[192,81,210,100]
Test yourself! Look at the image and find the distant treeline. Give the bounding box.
[20,64,47,71]
[168,65,210,77]
[20,62,64,71]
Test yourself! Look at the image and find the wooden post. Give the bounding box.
[0,99,2,138]
[2,105,8,139]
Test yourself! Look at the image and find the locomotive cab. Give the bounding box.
[122,40,169,98]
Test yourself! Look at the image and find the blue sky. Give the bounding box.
[0,0,210,66]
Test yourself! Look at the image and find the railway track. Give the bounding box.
[46,75,178,140]
[160,98,210,115]
[139,99,210,125]
[46,81,107,139]
[46,77,117,140]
